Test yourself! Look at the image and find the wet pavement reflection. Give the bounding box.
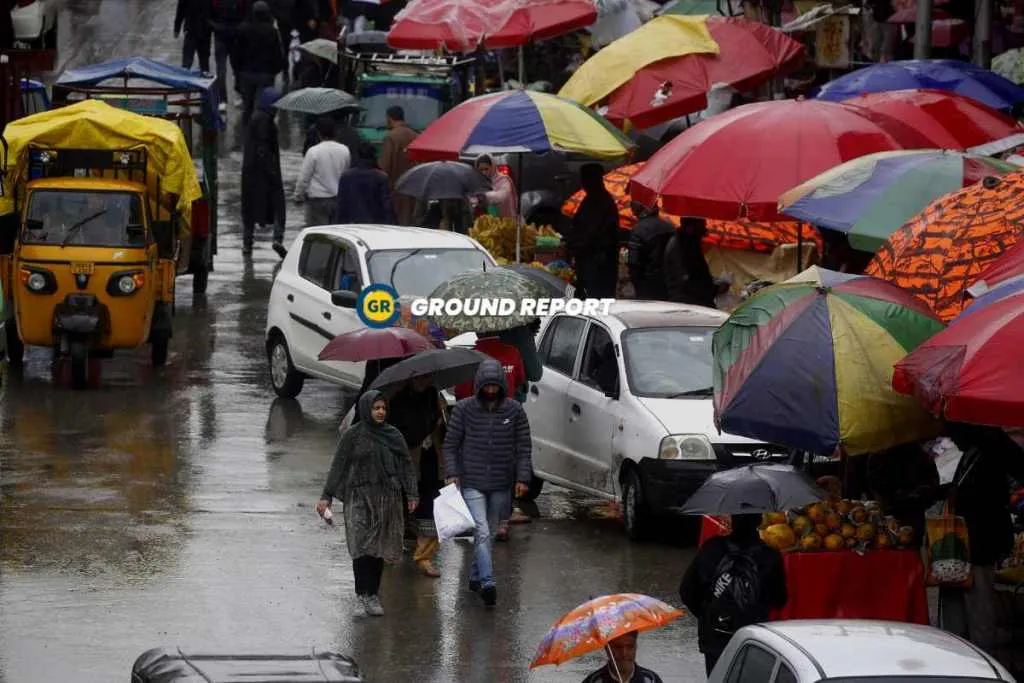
[0,2,703,680]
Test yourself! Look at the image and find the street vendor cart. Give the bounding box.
[49,56,220,295]
[0,99,203,387]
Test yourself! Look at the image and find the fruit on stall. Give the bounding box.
[850,506,868,524]
[840,523,857,540]
[469,216,542,262]
[764,512,788,526]
[825,512,842,531]
[897,527,915,546]
[762,523,797,551]
[814,523,828,537]
[876,533,894,549]
[856,523,876,542]
[824,534,845,551]
[806,503,827,523]
[791,515,814,537]
[800,533,823,551]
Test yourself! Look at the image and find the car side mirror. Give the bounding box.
[604,386,619,400]
[152,220,175,258]
[332,289,358,308]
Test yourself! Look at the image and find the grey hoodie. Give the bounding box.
[443,359,533,492]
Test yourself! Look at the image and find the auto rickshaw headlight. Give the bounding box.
[117,275,137,294]
[107,271,145,296]
[19,267,56,294]
[27,273,46,291]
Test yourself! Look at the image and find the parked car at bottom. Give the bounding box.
[523,301,790,540]
[709,620,1014,683]
[265,224,494,399]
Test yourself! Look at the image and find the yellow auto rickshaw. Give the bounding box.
[0,99,202,388]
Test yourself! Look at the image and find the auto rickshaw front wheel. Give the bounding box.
[69,341,90,390]
[5,325,23,365]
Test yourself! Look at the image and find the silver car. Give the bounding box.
[710,620,1014,683]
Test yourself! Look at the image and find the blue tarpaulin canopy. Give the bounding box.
[55,56,220,126]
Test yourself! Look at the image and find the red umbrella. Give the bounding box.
[318,327,435,362]
[629,98,934,221]
[842,89,1022,150]
[386,0,597,51]
[973,240,1024,292]
[892,288,1024,428]
[603,17,806,130]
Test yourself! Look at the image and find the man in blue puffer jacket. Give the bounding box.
[443,358,533,608]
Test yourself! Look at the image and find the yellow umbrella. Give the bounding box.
[558,15,720,108]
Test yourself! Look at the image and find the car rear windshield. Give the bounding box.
[23,190,145,247]
[367,248,490,297]
[621,326,715,398]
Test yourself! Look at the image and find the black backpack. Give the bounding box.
[705,542,764,638]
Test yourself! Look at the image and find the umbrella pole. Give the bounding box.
[516,153,524,263]
[605,642,625,682]
[518,45,526,85]
[497,52,506,88]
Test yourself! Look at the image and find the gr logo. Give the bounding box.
[356,284,401,329]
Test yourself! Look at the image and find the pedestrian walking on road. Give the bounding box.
[241,87,286,255]
[380,106,419,225]
[581,631,665,683]
[627,201,674,301]
[175,0,212,74]
[566,163,620,298]
[234,1,284,124]
[317,391,418,617]
[443,359,533,607]
[206,0,248,107]
[294,117,351,226]
[679,513,788,676]
[335,142,397,224]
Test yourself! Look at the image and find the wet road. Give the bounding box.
[0,3,702,680]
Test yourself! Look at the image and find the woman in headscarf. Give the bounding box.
[241,87,287,255]
[316,391,418,617]
[566,163,621,298]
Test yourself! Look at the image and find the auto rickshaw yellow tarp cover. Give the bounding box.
[0,99,201,233]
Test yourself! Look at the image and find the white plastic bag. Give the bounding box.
[434,484,475,542]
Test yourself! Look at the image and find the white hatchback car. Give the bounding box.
[710,620,1014,683]
[265,224,494,398]
[524,301,790,539]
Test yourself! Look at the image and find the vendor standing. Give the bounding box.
[867,442,940,545]
[566,163,620,298]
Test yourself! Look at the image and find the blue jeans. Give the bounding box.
[462,487,511,589]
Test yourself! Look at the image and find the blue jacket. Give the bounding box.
[443,359,533,492]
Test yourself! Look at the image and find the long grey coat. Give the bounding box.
[321,391,417,563]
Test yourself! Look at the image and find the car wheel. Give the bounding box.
[268,335,304,399]
[623,468,653,542]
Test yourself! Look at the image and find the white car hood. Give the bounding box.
[635,396,765,444]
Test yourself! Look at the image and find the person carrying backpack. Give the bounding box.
[679,513,788,676]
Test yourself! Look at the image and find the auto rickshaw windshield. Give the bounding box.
[22,190,146,247]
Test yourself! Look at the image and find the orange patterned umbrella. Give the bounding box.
[866,173,1024,322]
[562,162,821,254]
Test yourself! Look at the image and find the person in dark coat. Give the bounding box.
[444,359,533,608]
[566,163,620,298]
[664,217,717,307]
[234,1,284,124]
[627,201,675,300]
[335,142,397,224]
[303,110,363,156]
[867,442,940,545]
[241,87,286,255]
[679,513,788,675]
[206,0,249,105]
[940,423,1024,658]
[176,0,212,73]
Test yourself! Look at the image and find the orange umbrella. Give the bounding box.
[866,173,1024,322]
[562,162,822,254]
[530,593,684,669]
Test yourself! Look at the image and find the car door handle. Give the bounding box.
[286,294,294,302]
[322,311,332,320]
[571,403,581,415]
[529,385,539,395]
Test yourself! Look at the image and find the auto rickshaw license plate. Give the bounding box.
[70,262,94,275]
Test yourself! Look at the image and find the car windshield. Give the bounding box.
[367,248,491,297]
[359,86,444,131]
[621,326,716,398]
[23,190,145,247]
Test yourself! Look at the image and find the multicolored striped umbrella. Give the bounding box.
[713,266,945,456]
[779,150,1017,253]
[406,90,633,162]
[530,594,683,668]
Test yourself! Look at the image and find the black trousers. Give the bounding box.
[705,651,721,677]
[352,555,384,596]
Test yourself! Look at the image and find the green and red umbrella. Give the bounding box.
[713,266,945,456]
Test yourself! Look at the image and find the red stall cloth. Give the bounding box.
[772,551,929,624]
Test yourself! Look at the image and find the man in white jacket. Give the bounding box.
[294,117,351,226]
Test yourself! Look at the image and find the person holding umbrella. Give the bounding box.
[678,464,807,675]
[582,631,664,683]
[316,391,418,617]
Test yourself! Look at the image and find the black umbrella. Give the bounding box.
[679,464,823,515]
[394,161,492,201]
[369,347,490,396]
[501,264,574,298]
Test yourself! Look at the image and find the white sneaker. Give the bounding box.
[357,595,372,615]
[365,594,385,616]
